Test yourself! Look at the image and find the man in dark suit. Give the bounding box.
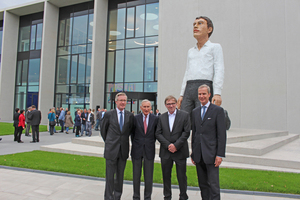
[155,109,161,116]
[155,95,190,200]
[27,105,42,143]
[131,99,158,200]
[13,108,20,141]
[86,108,95,137]
[81,108,87,136]
[191,84,226,200]
[101,92,134,200]
[25,107,32,136]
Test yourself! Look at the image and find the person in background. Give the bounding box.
[59,107,65,132]
[156,109,161,116]
[48,109,56,135]
[17,109,25,143]
[74,110,81,137]
[13,108,20,142]
[56,107,60,126]
[25,106,32,136]
[28,105,42,143]
[86,109,95,137]
[81,108,87,136]
[95,108,101,131]
[73,108,79,133]
[64,111,73,134]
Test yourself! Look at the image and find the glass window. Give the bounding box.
[115,50,124,82]
[15,93,27,110]
[125,48,144,82]
[56,85,69,93]
[126,38,144,49]
[22,60,29,86]
[56,56,71,84]
[145,3,159,36]
[124,83,143,92]
[30,25,36,50]
[28,58,40,85]
[109,8,126,41]
[16,61,23,85]
[65,18,73,46]
[144,82,157,92]
[126,7,135,38]
[88,13,94,43]
[135,5,145,37]
[58,20,65,46]
[36,23,43,50]
[107,52,115,82]
[18,26,30,52]
[144,47,154,81]
[78,54,86,84]
[155,47,158,81]
[70,55,78,83]
[86,53,91,84]
[72,15,88,45]
[0,28,3,54]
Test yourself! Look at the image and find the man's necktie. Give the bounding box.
[144,114,147,134]
[202,106,206,120]
[119,112,123,131]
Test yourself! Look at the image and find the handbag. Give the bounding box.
[49,121,56,126]
[224,109,231,130]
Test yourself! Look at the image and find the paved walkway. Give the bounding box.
[1,132,300,199]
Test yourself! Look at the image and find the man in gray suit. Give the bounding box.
[191,84,226,200]
[101,92,134,200]
[25,107,32,136]
[131,99,158,200]
[155,95,190,200]
[27,105,42,143]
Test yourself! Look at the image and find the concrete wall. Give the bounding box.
[39,1,59,124]
[0,11,19,122]
[89,0,108,111]
[158,0,300,134]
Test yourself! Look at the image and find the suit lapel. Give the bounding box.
[113,109,122,133]
[201,104,214,124]
[147,114,154,134]
[137,114,145,133]
[171,110,180,133]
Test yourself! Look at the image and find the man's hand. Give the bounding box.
[191,157,196,165]
[177,96,183,109]
[214,156,222,167]
[212,95,222,106]
[168,144,177,153]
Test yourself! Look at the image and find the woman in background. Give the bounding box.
[17,109,25,143]
[48,109,56,135]
[64,111,73,134]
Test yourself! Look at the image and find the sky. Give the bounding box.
[0,0,35,10]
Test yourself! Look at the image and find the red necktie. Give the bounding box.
[144,115,147,134]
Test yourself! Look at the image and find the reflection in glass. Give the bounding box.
[146,3,159,36]
[16,61,22,85]
[22,60,29,85]
[28,86,39,92]
[78,54,86,84]
[107,52,115,82]
[65,18,73,46]
[126,7,135,38]
[144,48,154,81]
[124,83,143,92]
[16,86,26,93]
[144,82,157,92]
[58,46,71,55]
[56,85,69,93]
[58,20,66,46]
[145,36,158,46]
[109,8,126,40]
[125,49,144,82]
[30,25,36,50]
[88,13,94,42]
[115,50,124,82]
[57,56,71,84]
[71,55,78,83]
[108,40,124,50]
[86,53,91,84]
[135,5,145,37]
[0,29,3,54]
[15,93,27,111]
[72,15,88,45]
[28,58,40,85]
[126,38,144,49]
[155,47,158,81]
[18,26,30,52]
[106,83,123,92]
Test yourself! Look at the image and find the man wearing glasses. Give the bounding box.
[155,95,190,200]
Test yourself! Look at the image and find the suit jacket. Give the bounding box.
[191,103,227,164]
[81,112,87,124]
[86,113,95,125]
[155,109,190,160]
[25,110,31,123]
[131,113,158,160]
[99,111,105,121]
[28,109,41,126]
[13,112,20,127]
[101,109,134,160]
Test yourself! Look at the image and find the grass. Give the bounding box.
[0,122,67,136]
[0,151,299,194]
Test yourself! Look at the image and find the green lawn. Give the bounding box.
[0,122,66,136]
[0,151,299,194]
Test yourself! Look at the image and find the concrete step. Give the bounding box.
[226,134,299,155]
[226,129,288,144]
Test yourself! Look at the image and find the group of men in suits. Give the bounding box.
[101,88,226,200]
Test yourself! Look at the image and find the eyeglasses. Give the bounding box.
[166,103,176,106]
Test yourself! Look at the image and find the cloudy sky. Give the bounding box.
[0,0,35,10]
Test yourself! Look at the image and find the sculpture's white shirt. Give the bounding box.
[180,40,224,96]
[168,109,177,132]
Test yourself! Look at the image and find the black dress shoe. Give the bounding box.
[37,140,39,142]
[30,141,36,143]
[18,141,24,143]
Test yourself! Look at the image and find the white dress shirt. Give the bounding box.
[116,108,124,125]
[201,101,210,116]
[180,40,224,96]
[168,109,177,132]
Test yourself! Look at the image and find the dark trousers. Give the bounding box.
[132,152,154,200]
[95,119,100,130]
[181,80,213,118]
[25,122,31,136]
[105,150,127,200]
[161,157,188,200]
[31,125,39,142]
[50,125,55,135]
[14,126,18,141]
[75,126,81,136]
[17,126,23,142]
[196,159,220,200]
[59,120,64,132]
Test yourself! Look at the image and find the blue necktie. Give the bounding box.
[202,106,206,120]
[119,112,123,131]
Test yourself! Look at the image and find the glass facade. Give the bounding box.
[14,13,43,110]
[105,0,159,110]
[55,2,94,119]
